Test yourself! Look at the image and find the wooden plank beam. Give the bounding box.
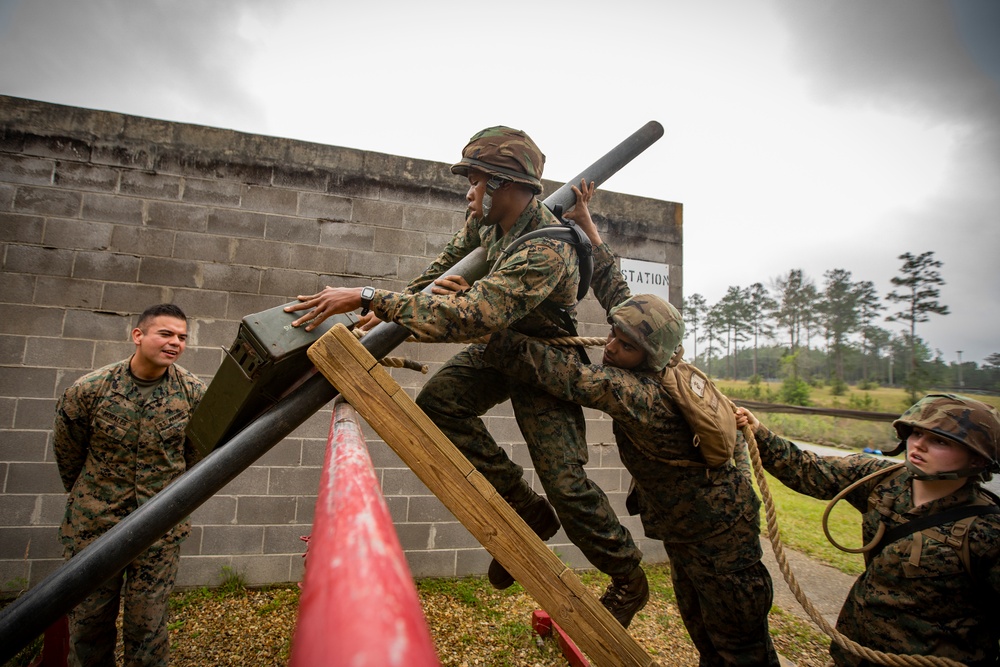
[308,324,658,667]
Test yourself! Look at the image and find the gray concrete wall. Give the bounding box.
[0,95,683,591]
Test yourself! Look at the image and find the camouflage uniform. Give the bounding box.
[369,197,642,577]
[54,359,205,667]
[484,241,779,666]
[751,424,1000,666]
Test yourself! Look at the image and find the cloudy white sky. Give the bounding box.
[1,0,997,365]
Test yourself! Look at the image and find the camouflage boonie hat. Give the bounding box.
[607,294,685,372]
[451,126,545,194]
[893,393,1000,470]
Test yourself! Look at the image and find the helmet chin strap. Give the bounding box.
[481,176,508,224]
[904,458,982,482]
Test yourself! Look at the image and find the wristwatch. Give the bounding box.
[359,286,375,316]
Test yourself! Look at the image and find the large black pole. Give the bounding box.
[0,120,664,661]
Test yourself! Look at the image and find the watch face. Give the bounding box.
[362,287,375,300]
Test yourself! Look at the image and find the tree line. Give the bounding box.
[681,251,1000,400]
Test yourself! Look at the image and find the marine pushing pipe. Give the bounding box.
[0,120,664,661]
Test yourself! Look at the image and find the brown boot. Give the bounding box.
[488,481,560,589]
[600,565,649,628]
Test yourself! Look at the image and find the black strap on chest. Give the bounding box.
[491,204,593,303]
[868,503,1000,563]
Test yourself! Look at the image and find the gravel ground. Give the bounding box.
[160,562,831,666]
[5,562,832,666]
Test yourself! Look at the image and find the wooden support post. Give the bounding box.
[308,325,659,667]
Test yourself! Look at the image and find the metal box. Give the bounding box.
[186,303,358,456]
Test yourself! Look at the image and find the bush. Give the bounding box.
[779,377,812,406]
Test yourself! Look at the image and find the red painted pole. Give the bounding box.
[290,398,439,667]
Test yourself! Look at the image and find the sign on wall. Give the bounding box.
[619,257,670,302]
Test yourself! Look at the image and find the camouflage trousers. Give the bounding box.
[666,517,779,667]
[68,540,180,667]
[415,344,641,576]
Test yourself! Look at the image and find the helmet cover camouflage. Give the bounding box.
[893,393,1000,471]
[451,126,545,194]
[607,294,685,372]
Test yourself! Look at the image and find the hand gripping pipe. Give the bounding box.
[0,120,664,662]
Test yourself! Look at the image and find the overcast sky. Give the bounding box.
[1,0,997,365]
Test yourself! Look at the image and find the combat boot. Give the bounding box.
[488,480,560,590]
[599,565,648,628]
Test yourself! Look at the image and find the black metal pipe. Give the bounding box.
[0,121,664,661]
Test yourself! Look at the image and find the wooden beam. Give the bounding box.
[308,324,659,667]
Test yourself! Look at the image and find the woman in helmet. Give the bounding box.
[484,180,781,665]
[736,395,1000,667]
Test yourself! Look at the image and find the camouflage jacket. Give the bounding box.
[753,426,1000,666]
[373,199,581,341]
[54,359,206,554]
[483,239,760,548]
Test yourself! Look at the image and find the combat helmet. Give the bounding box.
[607,294,685,372]
[890,393,1000,480]
[451,126,545,194]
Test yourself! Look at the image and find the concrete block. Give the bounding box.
[406,496,454,524]
[176,555,231,588]
[119,171,181,200]
[345,249,396,278]
[231,237,291,269]
[4,245,74,277]
[241,184,297,215]
[264,214,320,245]
[182,177,241,207]
[146,200,210,232]
[318,219,374,252]
[0,335,25,365]
[236,495,297,525]
[24,336,95,368]
[172,231,232,263]
[199,262,261,294]
[393,523,433,551]
[0,494,40,525]
[191,495,237,525]
[91,342,132,369]
[430,521,480,550]
[218,466,269,496]
[272,166,327,194]
[137,256,202,288]
[231,554,295,586]
[263,525,311,555]
[296,191,352,221]
[38,493,68,525]
[380,468,431,497]
[351,198,405,229]
[0,212,44,243]
[225,293,288,320]
[402,205,459,236]
[13,185,81,217]
[200,524,264,555]
[0,559,34,594]
[0,153,55,186]
[109,225,175,257]
[286,243,346,276]
[455,547,491,578]
[0,526,62,559]
[0,275,36,305]
[32,276,104,310]
[180,526,202,556]
[163,289,230,322]
[404,549,457,578]
[295,495,317,525]
[267,466,321,496]
[0,366,58,398]
[5,462,63,494]
[255,438,303,467]
[259,268,318,297]
[98,283,172,315]
[373,227,427,256]
[585,467,624,493]
[207,208,267,239]
[72,251,140,282]
[53,161,119,192]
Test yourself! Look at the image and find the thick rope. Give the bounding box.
[741,420,966,667]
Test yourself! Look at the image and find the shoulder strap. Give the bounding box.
[491,210,594,302]
[868,503,1000,564]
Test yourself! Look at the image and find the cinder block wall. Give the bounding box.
[0,95,683,591]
